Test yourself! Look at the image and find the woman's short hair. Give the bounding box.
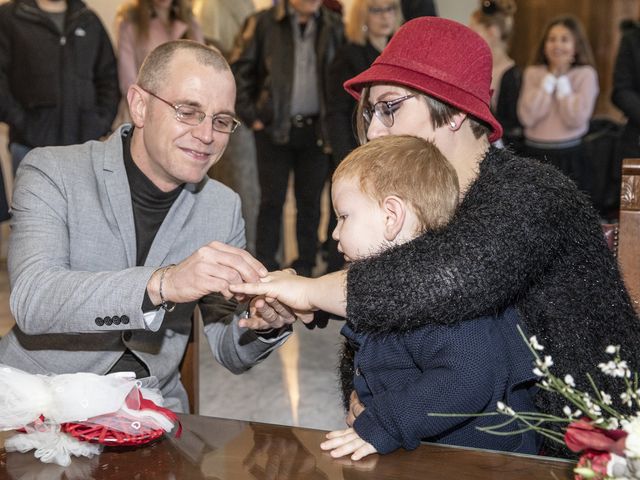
[333,135,459,232]
[345,0,403,45]
[531,15,595,68]
[355,86,492,144]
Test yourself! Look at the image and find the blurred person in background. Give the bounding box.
[323,0,402,272]
[232,0,344,277]
[469,0,522,150]
[195,0,259,254]
[193,0,254,58]
[116,0,204,98]
[400,0,435,21]
[613,18,640,160]
[518,15,598,193]
[0,0,119,173]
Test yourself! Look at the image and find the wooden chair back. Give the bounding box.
[617,158,640,311]
[179,307,202,414]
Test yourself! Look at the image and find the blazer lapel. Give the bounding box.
[102,126,137,268]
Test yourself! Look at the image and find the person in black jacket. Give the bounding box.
[0,0,120,173]
[613,20,640,159]
[231,0,344,277]
[323,0,402,272]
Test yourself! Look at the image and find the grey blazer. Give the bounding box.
[0,125,286,411]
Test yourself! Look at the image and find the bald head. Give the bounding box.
[137,40,230,93]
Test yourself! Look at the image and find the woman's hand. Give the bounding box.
[320,428,377,460]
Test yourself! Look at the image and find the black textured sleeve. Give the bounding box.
[346,151,584,332]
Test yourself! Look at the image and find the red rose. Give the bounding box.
[574,451,611,480]
[565,420,627,456]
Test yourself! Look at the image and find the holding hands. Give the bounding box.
[147,241,267,305]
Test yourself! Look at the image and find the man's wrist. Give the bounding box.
[146,264,176,311]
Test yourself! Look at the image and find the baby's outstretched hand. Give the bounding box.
[230,269,316,312]
[320,428,377,460]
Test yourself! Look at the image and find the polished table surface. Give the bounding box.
[0,414,575,479]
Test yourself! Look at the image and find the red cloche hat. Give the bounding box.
[344,16,503,143]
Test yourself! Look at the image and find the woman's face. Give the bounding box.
[366,0,398,40]
[544,24,576,69]
[365,84,445,143]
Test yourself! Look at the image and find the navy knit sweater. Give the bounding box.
[343,307,541,455]
[341,147,640,457]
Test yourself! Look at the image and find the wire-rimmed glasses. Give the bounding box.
[141,87,241,134]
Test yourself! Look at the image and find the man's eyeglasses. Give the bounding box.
[362,94,415,128]
[141,87,241,134]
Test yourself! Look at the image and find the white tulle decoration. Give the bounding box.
[0,365,178,467]
[5,423,102,467]
[0,366,136,428]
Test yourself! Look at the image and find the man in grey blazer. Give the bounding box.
[0,40,293,412]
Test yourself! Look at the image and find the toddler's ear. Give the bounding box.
[382,195,407,242]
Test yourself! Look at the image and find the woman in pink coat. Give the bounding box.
[116,0,204,97]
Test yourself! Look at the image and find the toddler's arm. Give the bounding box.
[230,270,347,317]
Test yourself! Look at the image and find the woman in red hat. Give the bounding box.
[232,16,639,458]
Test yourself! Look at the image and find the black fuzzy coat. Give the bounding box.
[341,147,640,456]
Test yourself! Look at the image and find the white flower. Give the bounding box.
[601,392,612,405]
[529,336,544,351]
[622,391,634,408]
[496,401,515,416]
[564,375,576,387]
[563,406,572,417]
[600,360,631,378]
[624,417,640,458]
[543,356,554,368]
[606,345,619,355]
[532,367,545,377]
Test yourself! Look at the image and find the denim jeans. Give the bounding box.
[9,142,32,175]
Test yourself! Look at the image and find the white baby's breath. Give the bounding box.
[529,336,544,351]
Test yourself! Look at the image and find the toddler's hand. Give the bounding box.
[320,428,377,460]
[230,269,316,311]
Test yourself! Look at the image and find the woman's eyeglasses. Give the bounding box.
[362,94,415,128]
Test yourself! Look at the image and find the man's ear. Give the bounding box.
[127,85,147,128]
[382,195,407,242]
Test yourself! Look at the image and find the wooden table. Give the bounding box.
[0,414,575,479]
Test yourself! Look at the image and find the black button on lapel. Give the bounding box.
[123,331,132,342]
[112,316,121,325]
[104,316,113,326]
[121,315,130,325]
[95,317,104,326]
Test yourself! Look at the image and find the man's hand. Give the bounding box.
[240,296,314,330]
[147,241,267,305]
[346,390,365,427]
[320,428,377,460]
